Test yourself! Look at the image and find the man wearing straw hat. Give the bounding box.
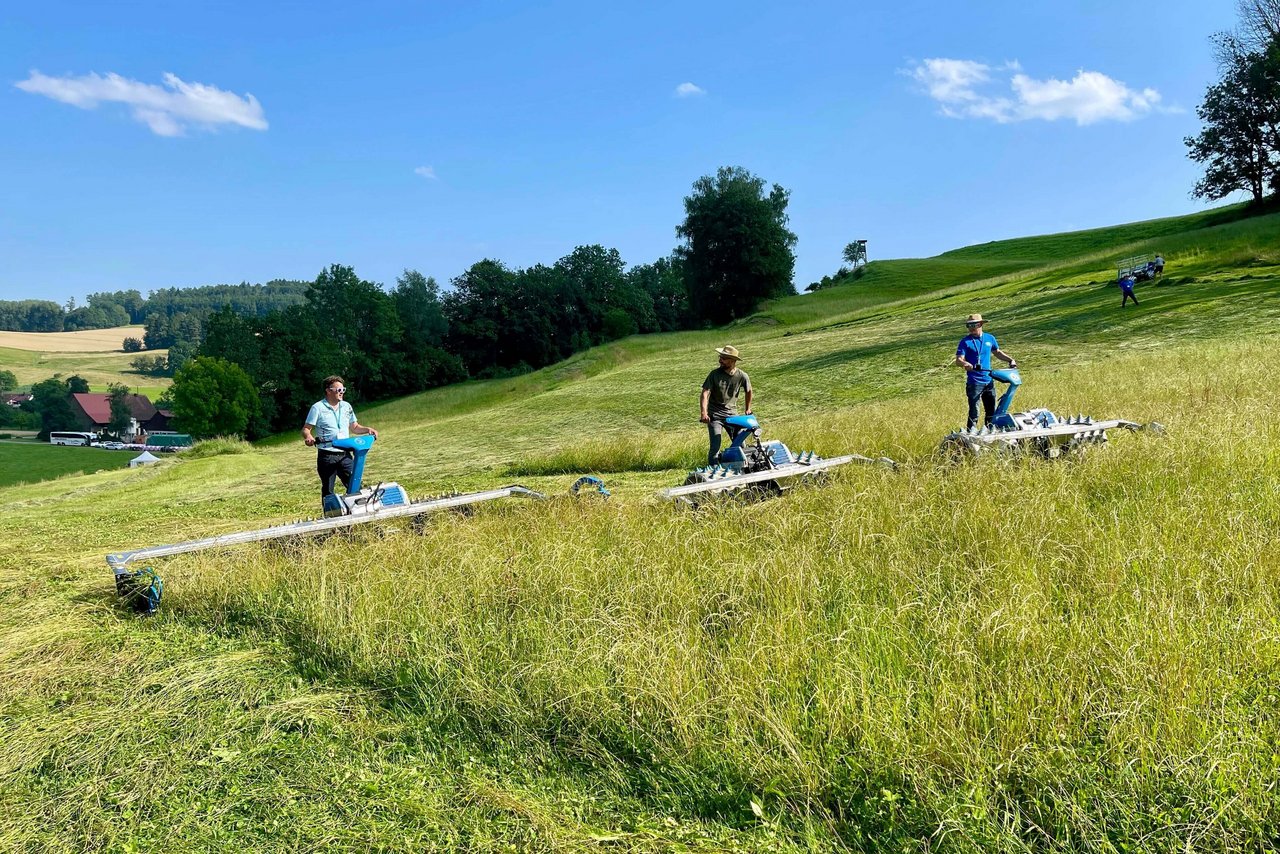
[700,345,753,465]
[953,314,1017,430]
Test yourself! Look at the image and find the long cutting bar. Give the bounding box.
[107,485,544,574]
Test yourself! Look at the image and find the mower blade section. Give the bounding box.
[106,485,546,576]
[942,418,1143,450]
[660,454,891,500]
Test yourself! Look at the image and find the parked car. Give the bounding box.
[99,441,127,450]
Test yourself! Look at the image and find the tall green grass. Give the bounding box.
[161,340,1280,850]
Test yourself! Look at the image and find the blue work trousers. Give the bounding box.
[966,380,996,430]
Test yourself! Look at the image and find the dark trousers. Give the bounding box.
[1121,291,1139,306]
[317,450,354,497]
[707,419,741,465]
[966,380,996,430]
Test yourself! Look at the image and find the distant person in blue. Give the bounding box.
[953,314,1017,430]
[302,375,378,499]
[1154,254,1165,275]
[1119,274,1139,307]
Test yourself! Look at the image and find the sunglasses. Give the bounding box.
[329,388,346,394]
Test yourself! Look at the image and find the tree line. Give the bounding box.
[0,280,309,333]
[170,167,799,439]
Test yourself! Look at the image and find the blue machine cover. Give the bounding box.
[332,435,375,451]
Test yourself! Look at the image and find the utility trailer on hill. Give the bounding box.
[1115,255,1161,284]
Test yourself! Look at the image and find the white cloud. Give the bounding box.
[414,166,437,180]
[906,58,1167,125]
[14,70,267,136]
[674,82,706,98]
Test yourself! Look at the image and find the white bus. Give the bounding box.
[49,431,96,446]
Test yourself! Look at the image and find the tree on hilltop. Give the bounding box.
[676,166,797,325]
[1186,33,1280,202]
[1187,2,1280,204]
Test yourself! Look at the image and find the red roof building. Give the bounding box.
[69,393,161,439]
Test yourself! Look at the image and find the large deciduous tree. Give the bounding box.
[27,377,79,440]
[306,264,404,394]
[626,256,690,333]
[1186,34,1280,202]
[1234,0,1280,52]
[170,357,259,439]
[391,270,465,391]
[676,166,798,325]
[107,383,133,438]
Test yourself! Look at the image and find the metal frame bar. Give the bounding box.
[107,486,545,574]
[949,419,1142,446]
[660,454,891,500]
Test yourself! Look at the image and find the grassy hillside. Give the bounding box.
[2,206,1279,851]
[0,325,170,395]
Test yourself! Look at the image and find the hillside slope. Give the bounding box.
[2,206,1279,851]
[0,324,169,394]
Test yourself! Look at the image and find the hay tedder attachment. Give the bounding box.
[941,369,1163,457]
[662,414,894,502]
[108,435,543,611]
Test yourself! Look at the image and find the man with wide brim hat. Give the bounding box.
[700,345,753,465]
[953,314,1017,429]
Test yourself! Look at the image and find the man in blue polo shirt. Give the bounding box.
[301,375,378,499]
[953,313,1017,430]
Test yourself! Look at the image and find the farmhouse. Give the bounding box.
[2,393,32,408]
[69,393,173,440]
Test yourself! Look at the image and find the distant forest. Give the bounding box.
[0,280,310,334]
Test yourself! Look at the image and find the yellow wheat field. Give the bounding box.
[0,326,144,353]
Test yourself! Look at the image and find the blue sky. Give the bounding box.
[1,0,1239,304]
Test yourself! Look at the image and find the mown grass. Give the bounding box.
[0,441,134,487]
[2,204,1279,851]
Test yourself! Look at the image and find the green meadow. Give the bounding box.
[0,441,135,488]
[2,205,1280,851]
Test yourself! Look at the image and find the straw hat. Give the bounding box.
[965,313,985,327]
[715,345,742,361]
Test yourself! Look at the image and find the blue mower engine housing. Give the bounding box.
[668,412,895,501]
[322,435,410,518]
[686,414,801,485]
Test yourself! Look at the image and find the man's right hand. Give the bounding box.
[699,413,710,424]
[304,435,316,447]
